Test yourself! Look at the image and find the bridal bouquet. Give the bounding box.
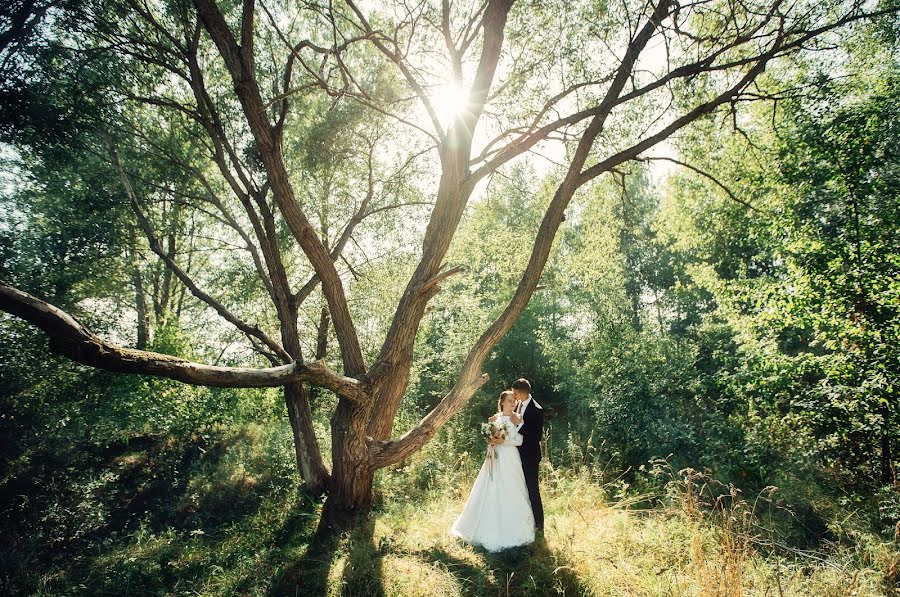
[481,419,508,442]
[481,418,507,480]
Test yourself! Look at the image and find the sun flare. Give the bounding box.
[430,82,470,125]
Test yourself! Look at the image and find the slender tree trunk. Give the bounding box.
[279,304,330,493]
[151,265,163,322]
[315,305,329,360]
[175,214,196,321]
[129,230,150,349]
[880,402,893,484]
[654,288,665,332]
[285,381,330,494]
[158,206,178,325]
[308,306,330,404]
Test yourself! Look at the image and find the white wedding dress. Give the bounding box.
[450,415,536,551]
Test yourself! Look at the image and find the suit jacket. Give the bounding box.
[516,398,544,462]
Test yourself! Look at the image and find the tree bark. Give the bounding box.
[322,397,376,527]
[277,297,331,492]
[308,306,330,404]
[363,0,514,439]
[880,403,893,484]
[285,381,330,494]
[129,228,150,349]
[0,283,364,392]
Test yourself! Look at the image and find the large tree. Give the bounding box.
[1,0,895,523]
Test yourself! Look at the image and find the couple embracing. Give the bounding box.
[450,378,544,552]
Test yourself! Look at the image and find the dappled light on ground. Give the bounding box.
[2,426,896,595]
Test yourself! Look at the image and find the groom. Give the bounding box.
[510,378,544,532]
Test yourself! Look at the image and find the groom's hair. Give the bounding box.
[511,378,531,393]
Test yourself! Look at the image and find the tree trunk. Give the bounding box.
[285,381,330,495]
[158,201,179,326]
[278,300,331,494]
[309,306,329,404]
[129,229,150,350]
[321,398,376,527]
[880,402,893,484]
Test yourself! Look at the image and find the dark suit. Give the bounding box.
[516,398,544,530]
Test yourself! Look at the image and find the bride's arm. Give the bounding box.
[505,423,523,446]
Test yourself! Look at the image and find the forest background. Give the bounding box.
[0,0,898,594]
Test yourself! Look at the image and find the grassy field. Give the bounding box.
[2,423,897,596]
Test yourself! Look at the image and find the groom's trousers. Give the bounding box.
[522,458,544,530]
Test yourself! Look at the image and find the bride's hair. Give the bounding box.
[497,390,515,413]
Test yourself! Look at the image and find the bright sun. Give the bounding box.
[430,82,470,125]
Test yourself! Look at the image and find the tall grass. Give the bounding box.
[2,422,896,595]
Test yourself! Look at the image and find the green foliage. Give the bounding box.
[2,419,895,595]
[1,3,898,593]
[768,79,900,486]
[0,140,130,304]
[636,29,900,540]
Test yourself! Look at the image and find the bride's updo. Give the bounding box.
[497,390,515,413]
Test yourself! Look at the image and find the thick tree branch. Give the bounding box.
[457,0,514,136]
[0,284,366,397]
[368,372,490,467]
[361,0,516,440]
[193,0,366,376]
[441,0,463,83]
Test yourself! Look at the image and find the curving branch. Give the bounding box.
[111,126,280,304]
[368,0,791,468]
[465,0,888,187]
[346,0,446,139]
[103,130,293,363]
[193,0,366,376]
[368,371,490,467]
[636,156,763,212]
[576,54,774,186]
[0,284,366,398]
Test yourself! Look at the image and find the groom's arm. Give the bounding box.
[502,426,523,446]
[519,405,543,439]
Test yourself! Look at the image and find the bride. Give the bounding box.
[450,390,536,551]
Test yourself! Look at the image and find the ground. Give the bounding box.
[1,424,896,595]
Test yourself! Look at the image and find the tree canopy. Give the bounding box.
[1,0,897,522]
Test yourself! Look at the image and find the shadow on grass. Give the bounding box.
[0,428,282,594]
[422,535,593,596]
[269,515,384,597]
[2,425,589,596]
[267,510,591,597]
